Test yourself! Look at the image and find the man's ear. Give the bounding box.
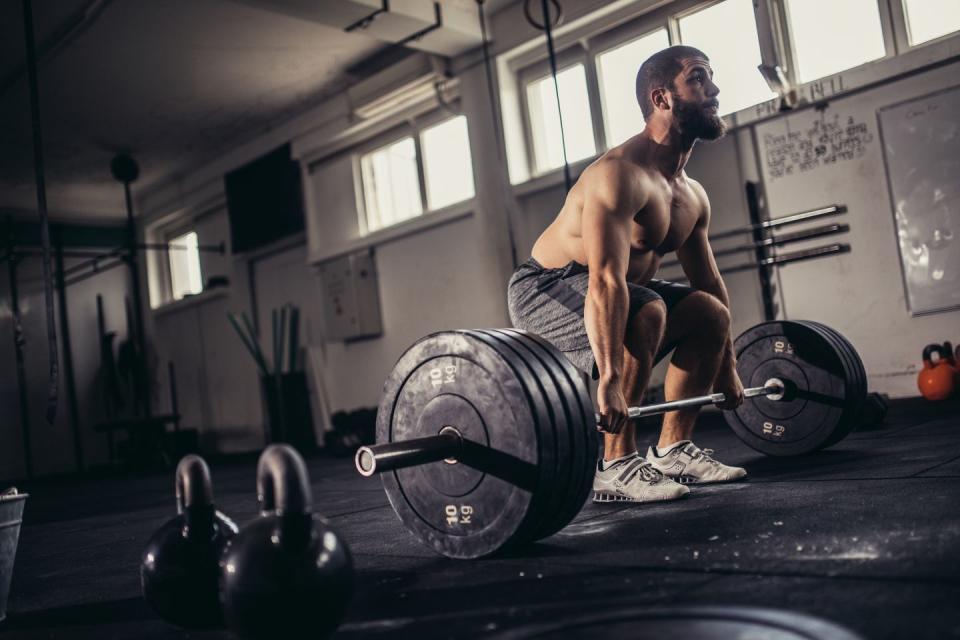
[651,87,671,112]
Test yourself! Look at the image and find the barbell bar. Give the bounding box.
[358,378,787,477]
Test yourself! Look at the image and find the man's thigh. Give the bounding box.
[508,262,668,379]
[647,279,697,363]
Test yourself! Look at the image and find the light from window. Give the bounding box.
[360,137,422,233]
[169,231,203,301]
[903,0,960,46]
[420,115,476,210]
[597,29,670,147]
[678,0,776,115]
[784,0,886,83]
[526,64,597,173]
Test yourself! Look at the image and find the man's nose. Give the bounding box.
[707,79,720,97]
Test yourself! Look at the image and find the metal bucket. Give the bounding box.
[0,489,27,623]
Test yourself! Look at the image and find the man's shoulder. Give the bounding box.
[583,153,656,193]
[682,173,709,201]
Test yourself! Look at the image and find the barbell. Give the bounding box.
[359,321,866,559]
[357,378,787,476]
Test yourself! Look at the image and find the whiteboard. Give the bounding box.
[878,84,960,315]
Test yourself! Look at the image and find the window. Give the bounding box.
[358,114,476,234]
[360,137,422,233]
[903,0,960,46]
[525,64,597,173]
[596,28,671,147]
[168,230,203,301]
[677,0,776,115]
[420,115,475,210]
[784,0,886,83]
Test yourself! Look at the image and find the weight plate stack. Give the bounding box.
[724,321,850,456]
[461,330,562,546]
[496,329,597,540]
[802,321,860,449]
[377,331,552,559]
[801,321,867,448]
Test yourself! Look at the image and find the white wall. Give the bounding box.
[753,60,960,397]
[150,207,264,454]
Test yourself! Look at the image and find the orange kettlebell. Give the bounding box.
[918,344,956,401]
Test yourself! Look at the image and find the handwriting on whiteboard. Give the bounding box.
[763,113,874,181]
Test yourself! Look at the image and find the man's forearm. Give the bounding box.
[585,280,630,383]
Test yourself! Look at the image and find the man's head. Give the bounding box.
[635,45,725,141]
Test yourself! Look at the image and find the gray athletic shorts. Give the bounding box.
[507,257,694,380]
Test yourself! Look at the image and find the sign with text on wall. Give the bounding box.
[763,110,875,182]
[878,84,960,316]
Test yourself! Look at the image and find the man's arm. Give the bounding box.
[581,161,644,432]
[675,183,742,406]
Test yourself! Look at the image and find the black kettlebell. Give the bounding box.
[141,455,238,628]
[220,444,354,639]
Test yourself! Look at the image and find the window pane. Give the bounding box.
[421,115,476,210]
[903,0,960,46]
[526,64,597,173]
[785,0,886,83]
[169,231,202,301]
[678,0,776,115]
[360,137,422,233]
[597,29,670,147]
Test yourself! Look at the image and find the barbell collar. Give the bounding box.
[356,430,463,477]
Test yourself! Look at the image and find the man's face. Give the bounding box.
[669,57,725,141]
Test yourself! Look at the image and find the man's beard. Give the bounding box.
[672,95,726,141]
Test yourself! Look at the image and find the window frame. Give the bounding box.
[517,45,597,176]
[419,113,478,211]
[354,104,477,237]
[505,0,960,188]
[775,0,896,85]
[162,223,204,303]
[890,0,960,51]
[591,23,674,148]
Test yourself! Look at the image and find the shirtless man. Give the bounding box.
[507,45,747,503]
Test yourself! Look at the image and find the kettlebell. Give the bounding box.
[220,444,354,639]
[141,455,238,628]
[917,344,956,401]
[945,341,960,387]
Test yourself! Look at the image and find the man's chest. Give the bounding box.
[631,185,701,255]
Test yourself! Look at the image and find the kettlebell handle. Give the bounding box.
[257,444,313,515]
[923,343,946,365]
[175,455,214,514]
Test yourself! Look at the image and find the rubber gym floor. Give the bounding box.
[2,397,958,640]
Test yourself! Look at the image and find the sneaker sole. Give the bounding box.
[592,490,689,504]
[669,474,748,485]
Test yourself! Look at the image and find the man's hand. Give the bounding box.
[713,367,744,410]
[596,380,630,434]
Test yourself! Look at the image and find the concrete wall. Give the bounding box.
[0,252,130,482]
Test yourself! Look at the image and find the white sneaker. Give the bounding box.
[646,441,747,484]
[592,454,690,503]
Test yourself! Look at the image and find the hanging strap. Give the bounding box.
[22,0,59,425]
[525,0,571,192]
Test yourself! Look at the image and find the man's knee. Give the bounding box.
[685,291,730,336]
[626,300,667,355]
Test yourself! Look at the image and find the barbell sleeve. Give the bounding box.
[595,379,785,424]
[356,431,462,477]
